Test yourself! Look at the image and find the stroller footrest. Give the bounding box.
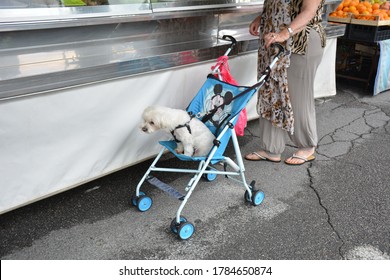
[146,176,185,200]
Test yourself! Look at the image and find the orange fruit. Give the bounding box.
[343,0,351,6]
[380,10,388,20]
[357,4,367,13]
[372,3,380,10]
[362,1,371,8]
[350,0,359,7]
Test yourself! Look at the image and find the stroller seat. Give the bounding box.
[159,74,254,161]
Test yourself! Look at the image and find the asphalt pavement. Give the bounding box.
[1,82,390,260]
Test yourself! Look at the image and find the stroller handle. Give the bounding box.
[222,35,237,49]
[220,35,237,57]
[211,35,238,76]
[271,43,285,59]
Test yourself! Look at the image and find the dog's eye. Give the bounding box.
[150,121,154,125]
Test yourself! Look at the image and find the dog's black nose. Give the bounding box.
[142,127,148,132]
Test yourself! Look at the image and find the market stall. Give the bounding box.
[0,0,343,214]
[328,0,390,95]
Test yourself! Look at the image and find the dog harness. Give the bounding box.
[170,117,193,143]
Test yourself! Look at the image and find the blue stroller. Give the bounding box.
[132,37,284,240]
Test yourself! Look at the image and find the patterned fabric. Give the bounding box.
[257,0,293,134]
[257,0,326,134]
[291,0,326,55]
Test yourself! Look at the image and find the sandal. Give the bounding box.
[284,153,315,166]
[244,152,281,163]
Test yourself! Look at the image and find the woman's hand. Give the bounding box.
[263,29,290,49]
[249,16,261,36]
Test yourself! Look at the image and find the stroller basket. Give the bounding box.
[132,40,285,240]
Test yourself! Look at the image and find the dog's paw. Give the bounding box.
[175,143,184,154]
[183,147,195,157]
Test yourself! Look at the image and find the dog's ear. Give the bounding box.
[154,114,166,129]
[150,117,159,128]
[149,110,165,129]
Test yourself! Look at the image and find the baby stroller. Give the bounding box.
[132,36,284,240]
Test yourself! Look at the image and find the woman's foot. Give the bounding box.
[244,150,281,163]
[284,148,315,165]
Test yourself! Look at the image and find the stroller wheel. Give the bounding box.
[170,216,187,234]
[203,167,217,182]
[244,189,265,206]
[252,190,265,206]
[136,195,153,212]
[178,222,195,240]
[205,172,217,182]
[131,191,146,206]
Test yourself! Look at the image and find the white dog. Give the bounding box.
[140,105,215,157]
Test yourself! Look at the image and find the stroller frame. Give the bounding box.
[132,37,284,240]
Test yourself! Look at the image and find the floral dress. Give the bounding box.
[256,0,325,135]
[257,0,293,134]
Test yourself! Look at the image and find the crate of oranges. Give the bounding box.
[329,0,390,25]
[329,1,390,42]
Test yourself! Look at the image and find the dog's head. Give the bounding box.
[140,106,164,134]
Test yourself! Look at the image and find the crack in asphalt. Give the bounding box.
[311,89,390,259]
[306,166,345,259]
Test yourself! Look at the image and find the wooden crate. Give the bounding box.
[328,15,352,24]
[350,15,390,26]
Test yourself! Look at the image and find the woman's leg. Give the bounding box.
[245,116,285,161]
[285,28,324,164]
[258,116,286,158]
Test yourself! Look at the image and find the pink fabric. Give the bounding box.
[212,56,247,136]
